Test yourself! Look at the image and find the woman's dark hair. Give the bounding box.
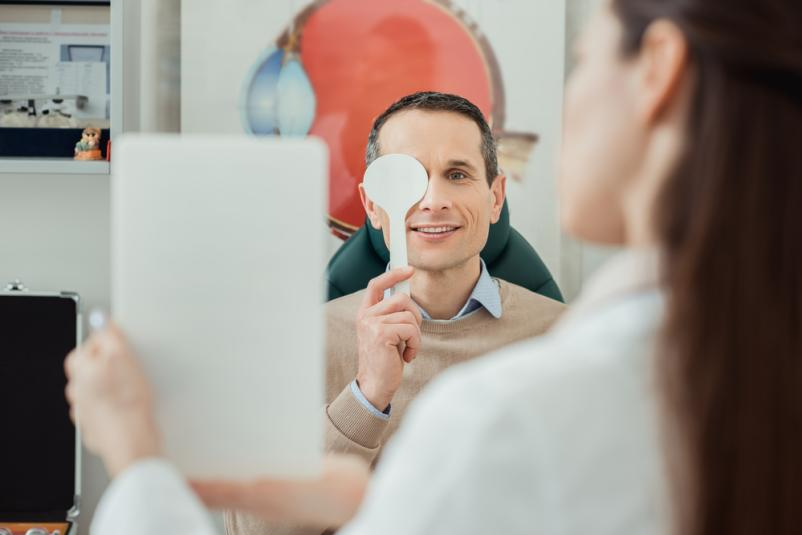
[612,0,802,533]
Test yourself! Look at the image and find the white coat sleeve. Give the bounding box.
[91,458,218,535]
[337,362,547,535]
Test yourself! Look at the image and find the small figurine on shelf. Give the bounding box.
[74,127,103,160]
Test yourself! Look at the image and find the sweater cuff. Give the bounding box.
[350,379,391,420]
[326,383,390,449]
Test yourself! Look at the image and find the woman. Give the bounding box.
[66,0,802,533]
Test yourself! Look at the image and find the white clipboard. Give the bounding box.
[112,135,327,480]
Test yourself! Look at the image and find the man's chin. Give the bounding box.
[408,253,475,274]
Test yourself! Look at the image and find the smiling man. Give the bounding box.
[227,92,566,535]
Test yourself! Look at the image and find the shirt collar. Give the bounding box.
[449,258,502,320]
[383,258,502,321]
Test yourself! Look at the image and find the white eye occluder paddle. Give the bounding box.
[363,154,429,296]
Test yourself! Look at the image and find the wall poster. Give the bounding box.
[182,0,566,272]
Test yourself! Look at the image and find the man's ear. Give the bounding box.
[489,174,506,224]
[359,183,383,230]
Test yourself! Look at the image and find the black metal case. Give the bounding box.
[0,281,82,535]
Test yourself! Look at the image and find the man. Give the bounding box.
[227,91,565,535]
[65,91,566,535]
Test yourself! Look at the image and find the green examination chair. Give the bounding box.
[326,201,564,302]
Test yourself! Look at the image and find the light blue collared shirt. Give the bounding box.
[354,259,502,418]
[383,258,502,320]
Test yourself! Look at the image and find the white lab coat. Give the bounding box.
[92,250,671,535]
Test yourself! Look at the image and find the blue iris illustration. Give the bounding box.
[240,46,317,137]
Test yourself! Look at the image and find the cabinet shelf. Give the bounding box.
[0,157,109,175]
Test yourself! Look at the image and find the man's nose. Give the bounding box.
[417,177,452,212]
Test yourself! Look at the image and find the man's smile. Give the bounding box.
[408,223,462,241]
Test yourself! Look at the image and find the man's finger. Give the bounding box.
[378,311,419,327]
[388,323,420,348]
[366,292,422,324]
[361,267,415,308]
[402,344,417,363]
[401,326,421,363]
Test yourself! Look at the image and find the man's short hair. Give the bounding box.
[365,91,499,185]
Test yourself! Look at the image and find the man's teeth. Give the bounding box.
[416,227,455,234]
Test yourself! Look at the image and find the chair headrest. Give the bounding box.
[366,200,512,264]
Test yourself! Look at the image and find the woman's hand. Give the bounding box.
[64,322,162,477]
[191,454,370,529]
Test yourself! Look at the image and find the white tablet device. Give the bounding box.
[112,135,327,480]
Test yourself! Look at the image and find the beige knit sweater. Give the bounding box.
[226,279,565,535]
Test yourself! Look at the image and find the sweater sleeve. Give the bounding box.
[323,383,390,464]
[224,510,325,535]
[320,296,390,465]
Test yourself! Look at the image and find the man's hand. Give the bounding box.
[64,323,162,477]
[191,454,370,529]
[355,267,422,411]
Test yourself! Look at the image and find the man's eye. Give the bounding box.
[448,171,467,181]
